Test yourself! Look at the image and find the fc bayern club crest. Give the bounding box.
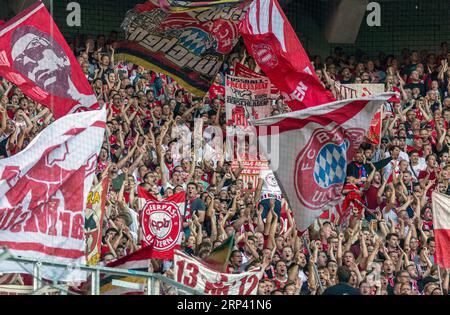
[294,127,365,211]
[141,201,181,250]
[252,43,278,69]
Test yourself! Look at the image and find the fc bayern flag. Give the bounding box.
[0,2,98,119]
[253,93,394,231]
[239,0,335,111]
[431,192,450,268]
[138,186,185,259]
[0,109,106,281]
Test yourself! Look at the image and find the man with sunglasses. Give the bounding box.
[11,25,96,110]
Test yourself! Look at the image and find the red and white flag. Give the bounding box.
[366,110,382,145]
[253,93,394,231]
[239,0,335,111]
[431,192,450,268]
[138,186,185,259]
[0,109,106,281]
[174,250,261,295]
[0,2,98,119]
[100,246,155,295]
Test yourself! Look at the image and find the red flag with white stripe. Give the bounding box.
[253,93,394,231]
[431,192,450,268]
[239,0,335,111]
[0,109,106,281]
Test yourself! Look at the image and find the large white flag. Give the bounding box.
[253,93,394,231]
[0,109,106,281]
[431,192,450,268]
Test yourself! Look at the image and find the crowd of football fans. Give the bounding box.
[0,32,450,295]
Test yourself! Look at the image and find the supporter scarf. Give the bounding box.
[165,160,175,175]
[355,162,367,179]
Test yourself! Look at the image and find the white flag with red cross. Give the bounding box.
[431,192,450,269]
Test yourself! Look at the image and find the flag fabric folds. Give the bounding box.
[138,186,185,259]
[158,0,245,12]
[100,246,154,295]
[431,192,450,269]
[202,232,234,272]
[0,109,106,281]
[366,110,382,145]
[174,249,261,295]
[0,2,98,119]
[239,0,335,111]
[252,93,394,231]
[116,0,250,96]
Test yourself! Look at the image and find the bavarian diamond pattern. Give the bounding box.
[314,143,348,188]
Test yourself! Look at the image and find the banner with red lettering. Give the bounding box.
[239,0,335,111]
[225,74,270,126]
[235,63,279,96]
[115,0,251,96]
[85,178,110,266]
[231,159,268,188]
[0,109,106,281]
[337,83,385,99]
[0,2,98,119]
[174,250,261,295]
[138,187,185,259]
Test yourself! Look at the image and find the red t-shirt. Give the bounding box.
[418,169,437,197]
[108,103,122,116]
[209,83,225,100]
[365,185,380,210]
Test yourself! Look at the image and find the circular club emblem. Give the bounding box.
[252,43,278,69]
[141,201,181,250]
[294,127,365,211]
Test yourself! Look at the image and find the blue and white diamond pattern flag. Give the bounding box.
[253,93,394,231]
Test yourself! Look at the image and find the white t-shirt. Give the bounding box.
[383,159,401,180]
[409,160,427,180]
[385,150,410,162]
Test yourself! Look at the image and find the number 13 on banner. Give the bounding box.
[174,251,261,295]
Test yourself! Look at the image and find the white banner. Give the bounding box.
[174,250,261,295]
[0,109,106,282]
[338,83,385,99]
[225,75,271,127]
